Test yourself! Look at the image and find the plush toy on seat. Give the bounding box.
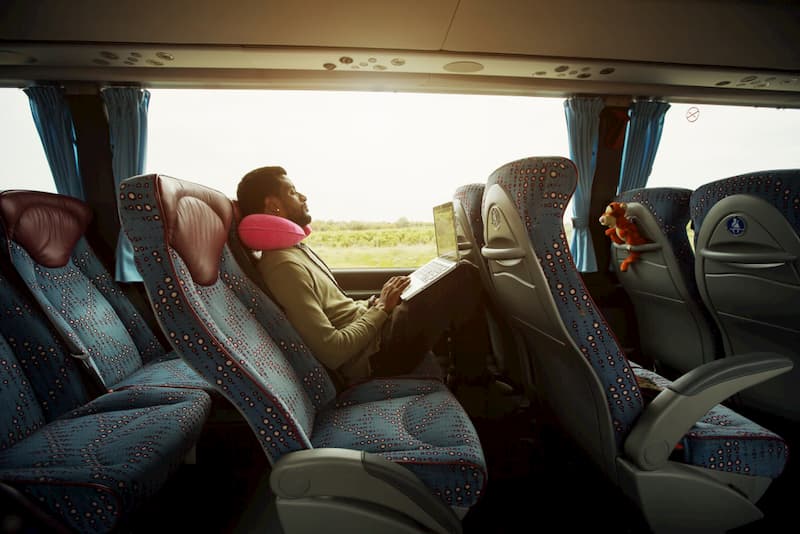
[598,201,649,272]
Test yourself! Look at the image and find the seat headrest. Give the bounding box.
[153,176,233,286]
[238,214,311,251]
[454,183,486,249]
[0,190,92,267]
[691,170,800,234]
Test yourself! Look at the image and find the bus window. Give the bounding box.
[648,103,800,190]
[646,103,800,248]
[0,89,55,193]
[146,89,569,268]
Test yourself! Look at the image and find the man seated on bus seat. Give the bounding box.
[235,165,490,387]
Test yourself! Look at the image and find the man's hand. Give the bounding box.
[375,276,410,314]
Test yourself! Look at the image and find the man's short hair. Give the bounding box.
[236,166,287,218]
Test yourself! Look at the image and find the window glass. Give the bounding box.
[0,88,55,193]
[147,89,570,267]
[648,103,800,248]
[648,103,800,190]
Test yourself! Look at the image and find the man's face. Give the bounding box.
[269,175,311,226]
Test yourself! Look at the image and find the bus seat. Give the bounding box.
[453,183,534,401]
[0,272,212,534]
[690,170,800,424]
[481,156,792,532]
[612,187,721,378]
[0,190,211,394]
[117,173,487,533]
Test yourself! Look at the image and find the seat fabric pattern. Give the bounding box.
[314,378,485,507]
[0,382,211,534]
[0,335,45,451]
[690,170,800,235]
[487,156,788,478]
[632,366,787,478]
[118,173,488,510]
[0,191,209,393]
[454,183,486,249]
[0,271,92,421]
[616,187,696,293]
[0,269,213,533]
[71,238,165,365]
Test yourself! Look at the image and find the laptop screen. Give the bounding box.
[432,201,458,259]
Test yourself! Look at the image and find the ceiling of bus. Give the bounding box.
[0,0,798,106]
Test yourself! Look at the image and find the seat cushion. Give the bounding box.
[111,351,209,392]
[632,366,789,478]
[0,387,211,533]
[312,377,487,509]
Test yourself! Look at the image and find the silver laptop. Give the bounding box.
[400,201,460,301]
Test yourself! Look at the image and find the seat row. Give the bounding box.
[612,170,800,425]
[1,182,492,533]
[449,158,793,533]
[0,191,214,532]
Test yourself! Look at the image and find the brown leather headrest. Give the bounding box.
[156,176,233,286]
[0,190,92,268]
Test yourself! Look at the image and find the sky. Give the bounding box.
[2,88,799,223]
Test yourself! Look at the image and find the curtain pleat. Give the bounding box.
[617,101,671,194]
[564,96,604,272]
[102,87,151,282]
[24,86,85,200]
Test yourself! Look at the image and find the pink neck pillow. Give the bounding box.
[237,214,312,250]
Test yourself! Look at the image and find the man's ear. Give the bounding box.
[263,196,282,215]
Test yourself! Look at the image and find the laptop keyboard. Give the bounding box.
[414,260,450,282]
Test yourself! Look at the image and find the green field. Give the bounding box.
[304,219,579,268]
[304,221,435,268]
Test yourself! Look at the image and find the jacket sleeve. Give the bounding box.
[262,259,388,370]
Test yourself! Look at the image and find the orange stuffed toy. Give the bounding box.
[598,202,649,272]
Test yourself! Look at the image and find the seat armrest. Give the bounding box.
[270,448,461,534]
[611,242,662,253]
[625,352,793,471]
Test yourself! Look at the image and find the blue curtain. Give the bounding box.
[24,86,85,200]
[617,100,671,194]
[102,87,151,282]
[564,96,604,272]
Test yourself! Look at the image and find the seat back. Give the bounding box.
[0,190,171,390]
[612,187,720,377]
[0,269,93,421]
[453,183,532,395]
[0,331,47,453]
[118,174,339,463]
[690,170,800,422]
[481,157,644,481]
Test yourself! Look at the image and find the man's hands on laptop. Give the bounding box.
[373,276,410,314]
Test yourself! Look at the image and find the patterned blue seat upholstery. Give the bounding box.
[612,187,721,377]
[480,156,791,532]
[690,170,800,423]
[0,272,212,534]
[0,190,211,393]
[117,174,487,532]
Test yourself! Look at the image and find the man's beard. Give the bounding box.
[292,212,312,227]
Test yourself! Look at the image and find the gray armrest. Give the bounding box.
[481,246,524,260]
[270,448,461,534]
[625,352,793,471]
[611,242,661,253]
